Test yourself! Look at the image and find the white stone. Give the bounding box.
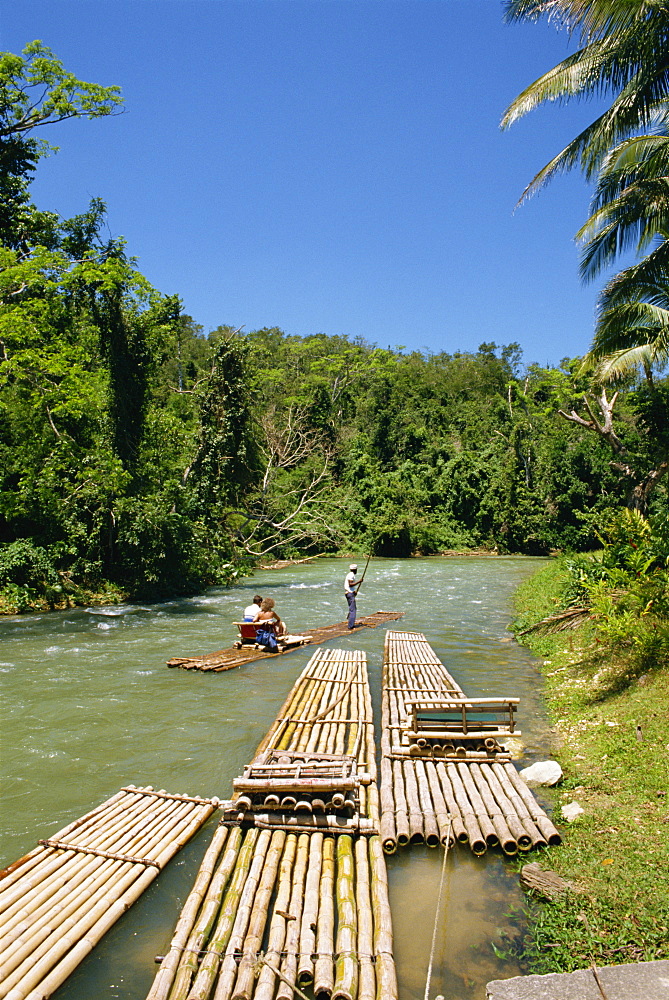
[519,760,563,788]
[561,801,585,822]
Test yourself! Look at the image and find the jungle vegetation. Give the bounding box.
[1,32,668,612]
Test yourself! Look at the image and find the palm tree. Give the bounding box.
[501,1,669,200]
[576,113,669,382]
[503,2,669,508]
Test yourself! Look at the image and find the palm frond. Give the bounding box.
[586,344,666,382]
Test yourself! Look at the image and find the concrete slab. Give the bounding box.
[486,959,669,1000]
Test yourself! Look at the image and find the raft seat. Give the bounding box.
[406,697,520,741]
[233,621,276,647]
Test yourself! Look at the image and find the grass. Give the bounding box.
[511,561,669,974]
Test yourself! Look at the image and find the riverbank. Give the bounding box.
[0,546,503,615]
[512,560,669,974]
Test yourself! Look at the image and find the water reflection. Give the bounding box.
[0,556,550,1000]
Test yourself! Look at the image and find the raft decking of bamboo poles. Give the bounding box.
[379,630,562,857]
[147,647,398,1000]
[166,611,404,671]
[0,785,218,1000]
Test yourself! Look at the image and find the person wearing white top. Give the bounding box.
[243,595,263,621]
[344,564,358,630]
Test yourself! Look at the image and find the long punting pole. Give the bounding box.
[147,647,397,1000]
[0,787,217,1000]
[379,630,561,857]
[355,549,373,592]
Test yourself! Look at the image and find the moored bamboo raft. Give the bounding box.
[0,786,218,1000]
[147,648,398,1000]
[379,631,561,856]
[166,611,404,671]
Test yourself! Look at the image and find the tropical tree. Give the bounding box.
[501,1,669,199]
[577,116,669,381]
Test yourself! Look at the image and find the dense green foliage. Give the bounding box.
[511,550,669,975]
[2,38,668,612]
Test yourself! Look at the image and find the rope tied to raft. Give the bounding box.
[424,816,453,1000]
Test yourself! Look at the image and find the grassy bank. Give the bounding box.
[512,560,669,974]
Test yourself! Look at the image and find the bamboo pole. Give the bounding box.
[275,832,309,1000]
[185,829,259,1000]
[465,764,517,856]
[314,836,336,997]
[163,826,244,1000]
[413,761,439,848]
[473,764,533,851]
[422,762,453,848]
[332,835,358,1000]
[452,763,498,848]
[146,822,230,1000]
[497,763,561,844]
[354,837,375,1000]
[483,764,547,849]
[297,833,323,988]
[232,829,286,1000]
[0,800,204,996]
[402,761,424,844]
[439,765,486,855]
[253,834,297,1000]
[368,836,397,1000]
[391,761,410,848]
[209,829,273,1000]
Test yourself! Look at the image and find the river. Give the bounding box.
[0,556,553,1000]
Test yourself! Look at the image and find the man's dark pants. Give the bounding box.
[346,591,356,629]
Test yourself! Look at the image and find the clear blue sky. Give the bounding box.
[5,1,611,366]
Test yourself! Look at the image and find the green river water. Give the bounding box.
[0,556,554,1000]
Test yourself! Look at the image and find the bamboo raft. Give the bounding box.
[379,631,561,856]
[166,611,404,672]
[147,647,398,1000]
[0,785,217,1000]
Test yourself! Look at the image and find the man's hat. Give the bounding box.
[350,564,358,571]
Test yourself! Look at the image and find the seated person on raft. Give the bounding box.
[254,598,287,651]
[243,595,263,622]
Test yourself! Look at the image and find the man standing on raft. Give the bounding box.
[344,563,359,630]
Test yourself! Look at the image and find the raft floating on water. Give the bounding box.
[147,647,398,1000]
[379,630,562,856]
[166,610,404,671]
[0,785,217,1000]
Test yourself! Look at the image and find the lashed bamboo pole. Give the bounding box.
[185,829,259,1000]
[208,829,273,1000]
[332,835,358,1000]
[0,791,124,884]
[314,835,336,998]
[472,764,533,851]
[354,836,375,1000]
[496,763,561,845]
[275,832,309,1000]
[0,806,198,976]
[1,805,193,995]
[163,826,244,1000]
[232,830,286,1000]
[434,762,468,845]
[297,832,323,988]
[483,764,546,849]
[391,759,410,848]
[369,835,397,1000]
[253,834,297,1000]
[146,822,231,1000]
